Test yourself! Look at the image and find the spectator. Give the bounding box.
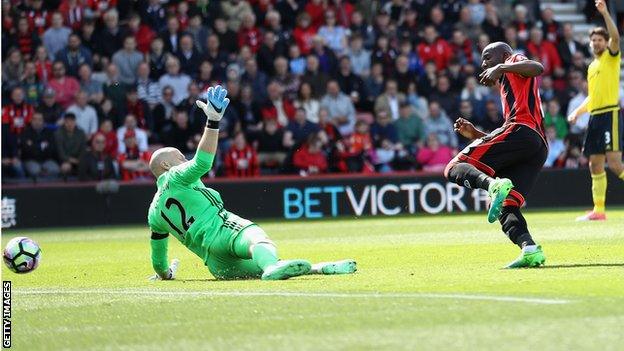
[455,7,481,42]
[241,58,269,102]
[374,80,406,121]
[256,31,280,76]
[136,62,160,107]
[504,26,528,55]
[544,100,568,139]
[186,12,209,53]
[397,40,424,76]
[96,9,126,58]
[429,75,459,118]
[567,80,590,136]
[347,34,371,77]
[78,132,116,181]
[117,114,149,155]
[301,55,329,98]
[406,82,429,121]
[55,113,86,178]
[450,30,477,66]
[224,131,259,177]
[42,12,71,59]
[284,108,320,148]
[417,26,453,71]
[143,0,167,32]
[273,56,300,101]
[176,34,202,78]
[13,16,40,60]
[370,110,400,148]
[117,130,151,181]
[371,35,398,75]
[335,56,366,108]
[293,13,316,55]
[21,62,45,106]
[152,86,176,134]
[158,56,192,105]
[310,35,338,74]
[2,87,34,136]
[2,49,25,92]
[303,0,325,29]
[320,80,356,136]
[349,11,375,49]
[481,3,504,42]
[1,123,25,180]
[416,133,455,173]
[20,112,60,180]
[161,109,197,157]
[56,34,92,78]
[512,4,533,42]
[25,0,50,36]
[392,55,416,94]
[318,10,347,55]
[78,18,98,55]
[58,0,85,30]
[147,38,167,80]
[159,16,181,53]
[480,100,504,132]
[66,90,98,138]
[364,63,385,109]
[395,102,426,151]
[257,118,287,171]
[96,119,117,158]
[539,7,560,43]
[288,44,306,76]
[544,126,566,168]
[294,82,320,123]
[78,64,104,104]
[424,101,458,148]
[102,63,129,116]
[33,46,53,84]
[264,10,290,48]
[260,81,296,127]
[127,12,155,54]
[557,23,590,68]
[526,28,564,77]
[38,88,64,127]
[430,6,453,40]
[112,36,143,85]
[212,17,238,55]
[120,87,151,131]
[339,120,374,173]
[48,61,80,109]
[397,8,420,44]
[221,0,253,32]
[237,12,261,53]
[293,134,328,175]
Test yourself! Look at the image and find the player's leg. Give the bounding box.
[578,154,609,221]
[497,140,547,268]
[445,128,519,223]
[231,225,311,280]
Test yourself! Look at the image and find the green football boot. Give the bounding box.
[261,259,311,280]
[505,245,546,269]
[317,259,357,274]
[487,178,514,223]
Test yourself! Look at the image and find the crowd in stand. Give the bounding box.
[2,0,623,182]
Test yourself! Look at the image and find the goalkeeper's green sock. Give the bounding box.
[251,243,279,271]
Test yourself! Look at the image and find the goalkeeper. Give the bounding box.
[147,85,356,281]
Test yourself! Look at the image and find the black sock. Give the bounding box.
[499,206,536,248]
[446,163,493,191]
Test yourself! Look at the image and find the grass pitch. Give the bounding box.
[3,209,624,351]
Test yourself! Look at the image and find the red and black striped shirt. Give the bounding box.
[499,54,546,141]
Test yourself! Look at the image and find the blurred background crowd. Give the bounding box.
[2,0,624,182]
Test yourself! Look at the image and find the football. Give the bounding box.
[3,236,42,274]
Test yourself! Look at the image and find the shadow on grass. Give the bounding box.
[540,263,624,269]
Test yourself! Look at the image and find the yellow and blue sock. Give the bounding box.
[591,172,607,214]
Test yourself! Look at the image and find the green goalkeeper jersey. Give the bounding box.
[147,150,229,274]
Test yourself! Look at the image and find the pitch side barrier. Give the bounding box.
[2,168,623,229]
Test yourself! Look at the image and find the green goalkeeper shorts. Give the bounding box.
[203,212,267,280]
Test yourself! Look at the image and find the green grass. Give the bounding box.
[3,209,624,351]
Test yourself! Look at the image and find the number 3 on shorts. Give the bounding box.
[605,131,611,145]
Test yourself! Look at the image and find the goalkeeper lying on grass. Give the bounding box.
[147,85,356,281]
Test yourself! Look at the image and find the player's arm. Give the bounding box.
[169,85,230,184]
[454,118,487,140]
[149,231,180,281]
[596,0,620,54]
[497,59,544,78]
[567,96,590,123]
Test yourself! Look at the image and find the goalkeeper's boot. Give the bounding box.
[487,178,514,223]
[313,259,357,275]
[505,245,545,269]
[575,211,606,221]
[261,259,311,280]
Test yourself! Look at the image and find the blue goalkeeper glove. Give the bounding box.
[196,85,230,123]
[148,259,180,281]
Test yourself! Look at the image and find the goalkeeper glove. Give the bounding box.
[148,259,180,281]
[196,85,230,127]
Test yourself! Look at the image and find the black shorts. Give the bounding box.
[447,124,547,207]
[583,109,623,156]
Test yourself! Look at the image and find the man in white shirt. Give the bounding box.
[116,114,149,154]
[158,56,191,105]
[66,90,98,138]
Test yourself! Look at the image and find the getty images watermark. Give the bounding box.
[3,281,10,348]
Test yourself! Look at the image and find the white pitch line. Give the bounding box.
[16,289,571,305]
